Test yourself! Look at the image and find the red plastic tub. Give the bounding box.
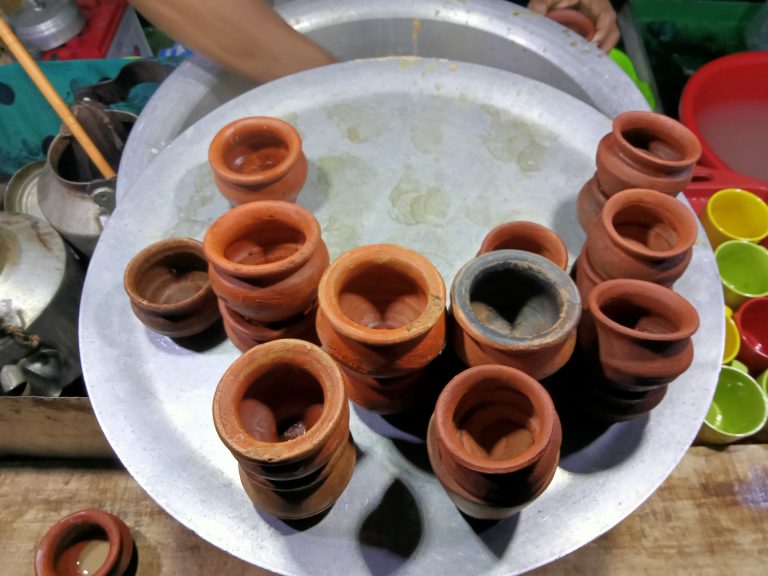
[680,51,768,183]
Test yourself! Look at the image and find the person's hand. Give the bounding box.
[528,0,620,52]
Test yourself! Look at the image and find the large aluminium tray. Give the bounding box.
[81,58,722,575]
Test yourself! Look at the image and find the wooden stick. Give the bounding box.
[0,16,116,179]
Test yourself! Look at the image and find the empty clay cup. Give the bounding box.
[701,188,768,249]
[723,308,741,365]
[477,221,569,270]
[35,509,134,576]
[734,297,768,374]
[208,116,308,206]
[714,240,768,309]
[427,364,561,520]
[696,365,768,444]
[124,238,220,338]
[451,250,581,380]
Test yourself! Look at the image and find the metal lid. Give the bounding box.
[4,160,47,222]
[10,0,85,51]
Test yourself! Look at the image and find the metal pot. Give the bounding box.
[37,109,135,257]
[0,212,83,396]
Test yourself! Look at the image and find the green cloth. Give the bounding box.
[0,57,179,180]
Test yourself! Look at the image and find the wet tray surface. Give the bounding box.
[80,58,722,576]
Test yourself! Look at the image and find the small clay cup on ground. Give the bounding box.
[35,508,134,576]
[213,339,355,519]
[478,221,569,270]
[451,250,581,380]
[316,244,447,414]
[584,188,698,286]
[427,364,561,520]
[577,111,701,230]
[204,200,329,323]
[219,300,319,352]
[209,116,308,206]
[124,238,219,338]
[734,297,768,374]
[586,279,699,390]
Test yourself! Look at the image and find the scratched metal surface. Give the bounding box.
[118,0,649,200]
[81,58,723,575]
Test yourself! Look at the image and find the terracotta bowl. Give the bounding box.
[123,237,220,338]
[35,509,134,576]
[208,116,308,206]
[219,299,319,353]
[451,250,581,380]
[427,364,561,519]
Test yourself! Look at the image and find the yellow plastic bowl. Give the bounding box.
[702,188,768,249]
[723,311,741,364]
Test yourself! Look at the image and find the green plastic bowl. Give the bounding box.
[697,365,768,444]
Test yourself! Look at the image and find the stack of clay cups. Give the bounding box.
[580,278,700,421]
[203,201,329,352]
[575,188,699,305]
[315,244,447,414]
[576,111,701,231]
[213,339,355,519]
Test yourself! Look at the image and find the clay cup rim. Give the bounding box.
[588,278,700,342]
[451,250,582,351]
[208,116,302,185]
[477,221,569,270]
[34,508,129,576]
[203,200,321,279]
[213,339,347,463]
[612,111,702,170]
[600,188,698,259]
[123,237,213,314]
[317,244,446,345]
[434,364,558,473]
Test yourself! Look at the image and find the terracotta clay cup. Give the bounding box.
[213,339,355,519]
[577,111,702,230]
[581,375,669,423]
[586,279,700,391]
[124,238,220,338]
[208,116,308,206]
[204,200,329,323]
[451,250,581,380]
[735,297,768,374]
[546,8,595,40]
[219,300,319,353]
[477,221,569,270]
[584,188,698,287]
[427,364,562,520]
[35,509,134,576]
[316,244,447,414]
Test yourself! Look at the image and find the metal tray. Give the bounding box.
[81,58,722,575]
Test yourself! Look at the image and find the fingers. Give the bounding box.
[592,11,620,52]
[528,0,579,15]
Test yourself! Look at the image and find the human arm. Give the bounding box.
[129,0,336,84]
[528,0,620,52]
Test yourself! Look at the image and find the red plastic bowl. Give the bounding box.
[684,166,768,217]
[734,296,768,374]
[680,51,768,183]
